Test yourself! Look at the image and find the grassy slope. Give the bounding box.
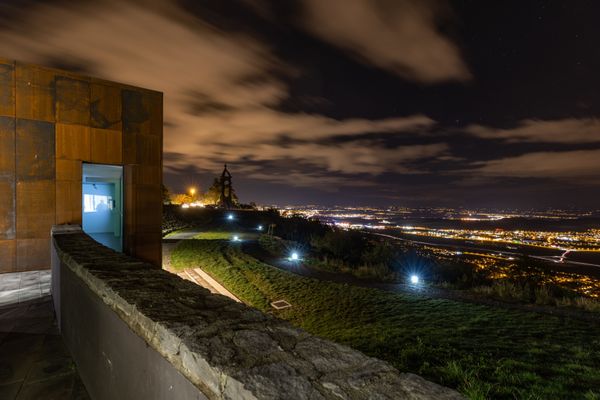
[171,239,600,400]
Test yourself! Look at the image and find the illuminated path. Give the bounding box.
[162,229,241,302]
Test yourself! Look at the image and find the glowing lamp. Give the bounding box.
[258,225,263,231]
[232,235,239,241]
[290,252,299,261]
[410,275,419,284]
[227,214,234,220]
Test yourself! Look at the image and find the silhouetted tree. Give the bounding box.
[170,193,192,205]
[203,177,239,206]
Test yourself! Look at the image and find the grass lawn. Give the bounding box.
[171,238,600,399]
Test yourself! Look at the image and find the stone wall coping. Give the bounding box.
[51,229,464,400]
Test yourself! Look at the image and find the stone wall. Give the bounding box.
[51,227,463,400]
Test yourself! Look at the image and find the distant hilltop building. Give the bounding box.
[218,164,234,209]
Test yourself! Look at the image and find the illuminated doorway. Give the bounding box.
[82,163,123,252]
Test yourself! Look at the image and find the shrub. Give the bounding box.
[472,280,532,303]
[310,229,367,265]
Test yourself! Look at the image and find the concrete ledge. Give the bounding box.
[51,229,463,400]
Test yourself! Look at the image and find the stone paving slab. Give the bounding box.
[0,271,51,307]
[0,296,89,399]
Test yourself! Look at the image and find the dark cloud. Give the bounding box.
[468,149,600,181]
[185,92,237,116]
[0,0,597,207]
[298,0,470,83]
[466,118,600,144]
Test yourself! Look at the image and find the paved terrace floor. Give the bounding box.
[0,271,51,307]
[0,292,89,399]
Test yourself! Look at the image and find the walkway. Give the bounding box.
[0,296,89,399]
[162,229,241,303]
[0,271,51,307]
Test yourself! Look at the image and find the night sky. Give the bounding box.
[2,0,599,208]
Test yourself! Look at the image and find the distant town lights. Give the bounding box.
[410,275,420,285]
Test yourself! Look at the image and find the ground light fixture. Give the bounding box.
[410,274,420,284]
[232,235,240,242]
[227,213,234,220]
[290,252,299,261]
[257,225,263,231]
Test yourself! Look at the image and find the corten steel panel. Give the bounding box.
[122,89,150,136]
[55,76,90,125]
[56,180,82,225]
[148,92,163,137]
[16,119,55,181]
[136,134,161,165]
[91,82,122,130]
[123,166,136,256]
[17,238,50,271]
[0,117,16,240]
[0,116,16,172]
[15,64,55,122]
[132,232,162,267]
[122,132,137,165]
[123,167,162,266]
[0,240,16,273]
[132,165,161,186]
[56,159,82,182]
[90,128,122,164]
[16,180,55,239]
[56,123,91,160]
[0,180,15,240]
[0,62,15,117]
[134,185,162,232]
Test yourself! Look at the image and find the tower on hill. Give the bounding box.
[219,164,233,209]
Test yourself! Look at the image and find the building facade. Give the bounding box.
[0,58,163,273]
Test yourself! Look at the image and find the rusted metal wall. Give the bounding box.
[0,58,163,273]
